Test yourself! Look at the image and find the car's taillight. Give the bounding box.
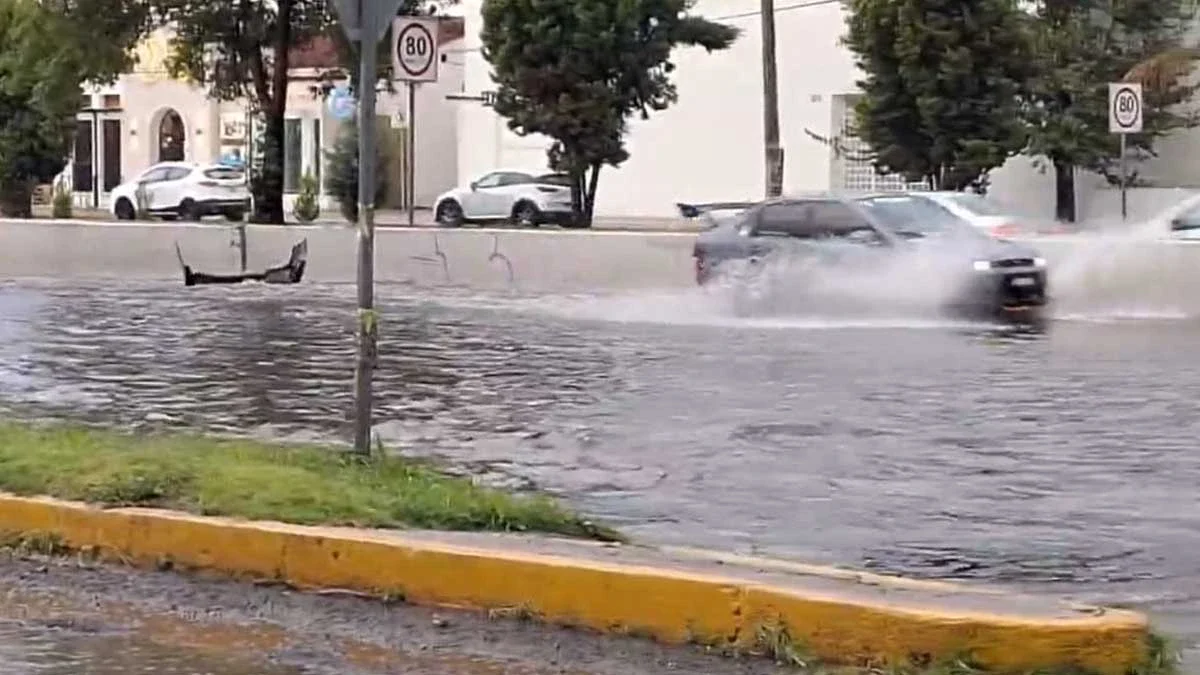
[989,223,1021,238]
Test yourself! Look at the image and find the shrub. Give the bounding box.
[292,171,320,223]
[324,118,388,223]
[50,181,72,218]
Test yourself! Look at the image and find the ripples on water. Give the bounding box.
[2,278,1200,648]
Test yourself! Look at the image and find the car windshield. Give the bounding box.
[941,192,1007,216]
[855,195,981,239]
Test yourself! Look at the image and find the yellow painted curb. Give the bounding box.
[0,493,1151,674]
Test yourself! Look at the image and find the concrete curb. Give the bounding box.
[0,492,1151,674]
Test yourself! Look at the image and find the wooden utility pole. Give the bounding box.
[760,0,784,198]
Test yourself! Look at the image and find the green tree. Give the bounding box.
[155,0,446,224]
[324,118,388,223]
[0,0,89,217]
[1025,0,1197,222]
[47,0,150,85]
[480,0,738,227]
[843,0,1034,192]
[155,0,328,224]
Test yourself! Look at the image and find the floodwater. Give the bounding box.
[1,244,1200,668]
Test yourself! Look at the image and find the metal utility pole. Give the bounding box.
[352,0,379,456]
[760,0,784,198]
[330,0,407,456]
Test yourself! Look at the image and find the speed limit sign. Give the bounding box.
[392,17,440,83]
[1109,83,1143,133]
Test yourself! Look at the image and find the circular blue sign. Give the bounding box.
[328,85,356,121]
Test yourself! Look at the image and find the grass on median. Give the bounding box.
[0,422,620,541]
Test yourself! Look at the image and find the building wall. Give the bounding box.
[64,28,464,213]
[457,0,1057,218]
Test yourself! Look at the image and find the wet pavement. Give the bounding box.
[0,551,791,675]
[0,277,1199,668]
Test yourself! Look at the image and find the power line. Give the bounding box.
[443,0,841,55]
[716,0,839,21]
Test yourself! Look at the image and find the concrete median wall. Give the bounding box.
[0,221,697,292]
[1,221,1199,308]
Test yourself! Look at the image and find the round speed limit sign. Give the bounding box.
[393,18,438,83]
[1109,83,1142,133]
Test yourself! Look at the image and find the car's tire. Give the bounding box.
[223,208,245,223]
[510,200,540,228]
[436,199,464,227]
[114,198,136,221]
[178,198,200,222]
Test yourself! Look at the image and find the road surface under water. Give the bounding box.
[0,275,1198,669]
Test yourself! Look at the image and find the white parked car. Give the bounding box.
[109,161,251,222]
[916,191,1033,238]
[433,169,576,227]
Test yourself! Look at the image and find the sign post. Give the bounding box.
[1109,82,1143,221]
[330,0,405,455]
[392,17,439,227]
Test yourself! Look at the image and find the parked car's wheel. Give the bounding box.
[224,208,245,222]
[178,198,200,222]
[436,199,464,227]
[510,200,540,227]
[114,198,136,221]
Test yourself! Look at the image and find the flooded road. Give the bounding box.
[1,277,1199,667]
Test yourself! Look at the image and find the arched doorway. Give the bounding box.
[156,109,185,162]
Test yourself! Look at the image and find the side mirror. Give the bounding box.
[469,181,478,191]
[1171,217,1190,231]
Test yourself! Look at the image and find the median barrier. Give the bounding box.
[0,221,1197,305]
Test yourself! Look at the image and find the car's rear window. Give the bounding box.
[203,167,245,181]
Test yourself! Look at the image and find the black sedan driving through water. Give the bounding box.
[681,192,1049,318]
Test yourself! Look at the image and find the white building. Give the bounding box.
[66,19,466,214]
[455,0,1200,222]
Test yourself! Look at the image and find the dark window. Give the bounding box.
[140,167,170,183]
[102,119,121,191]
[757,202,811,237]
[203,167,245,181]
[72,119,94,194]
[283,118,303,193]
[165,167,191,181]
[536,172,572,186]
[808,201,871,235]
[498,172,533,186]
[474,172,503,189]
[311,118,322,190]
